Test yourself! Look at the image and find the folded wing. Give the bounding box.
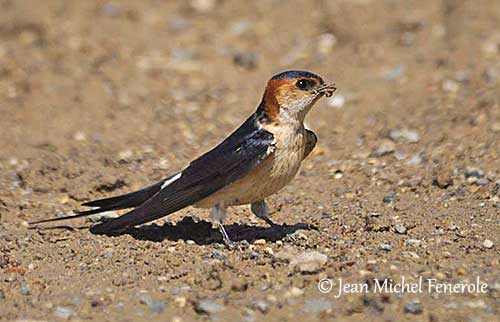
[90,115,274,233]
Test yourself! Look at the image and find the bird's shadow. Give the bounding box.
[102,216,315,245]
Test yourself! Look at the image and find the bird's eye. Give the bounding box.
[296,79,312,90]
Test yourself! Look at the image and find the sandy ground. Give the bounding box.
[1,0,499,321]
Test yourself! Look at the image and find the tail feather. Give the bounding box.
[29,208,105,225]
[81,180,163,210]
[29,176,172,226]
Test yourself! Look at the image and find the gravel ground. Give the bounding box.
[1,1,499,321]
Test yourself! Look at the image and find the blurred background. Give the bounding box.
[0,1,499,321]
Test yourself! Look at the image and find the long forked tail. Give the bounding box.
[29,175,174,225]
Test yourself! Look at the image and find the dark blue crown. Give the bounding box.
[271,70,322,81]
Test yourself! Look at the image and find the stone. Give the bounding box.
[284,287,304,298]
[20,284,31,295]
[464,167,484,179]
[290,251,327,274]
[140,295,166,314]
[389,129,420,143]
[404,301,422,314]
[251,300,269,314]
[379,243,392,251]
[383,192,397,203]
[373,140,396,157]
[303,298,332,314]
[54,306,74,320]
[194,300,224,315]
[483,239,494,249]
[394,225,407,234]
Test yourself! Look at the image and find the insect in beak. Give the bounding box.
[313,83,337,97]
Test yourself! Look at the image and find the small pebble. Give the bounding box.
[140,295,166,314]
[464,167,484,179]
[263,247,274,256]
[407,154,423,165]
[195,300,225,315]
[477,178,489,185]
[290,251,327,274]
[303,298,332,314]
[229,20,251,36]
[383,192,397,203]
[389,129,420,143]
[404,301,423,314]
[253,239,266,246]
[442,79,459,93]
[373,140,396,157]
[104,249,113,258]
[483,239,494,249]
[189,0,215,13]
[406,239,422,246]
[20,284,31,295]
[174,296,186,308]
[382,64,406,81]
[251,300,269,314]
[171,48,195,61]
[394,225,407,234]
[284,287,304,298]
[394,151,407,160]
[211,249,226,260]
[117,149,133,161]
[273,249,295,263]
[54,306,74,320]
[73,131,86,141]
[186,240,195,245]
[379,243,392,251]
[266,295,278,303]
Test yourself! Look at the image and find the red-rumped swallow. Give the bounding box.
[31,70,336,247]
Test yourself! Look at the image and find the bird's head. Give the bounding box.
[258,70,336,124]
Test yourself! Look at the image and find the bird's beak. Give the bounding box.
[313,83,337,97]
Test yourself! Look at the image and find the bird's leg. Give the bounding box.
[211,203,236,249]
[251,200,279,227]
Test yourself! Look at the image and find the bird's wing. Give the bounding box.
[90,115,275,234]
[303,129,317,159]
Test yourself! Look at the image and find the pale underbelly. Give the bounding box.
[195,147,304,208]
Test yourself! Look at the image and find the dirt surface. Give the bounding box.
[1,1,499,321]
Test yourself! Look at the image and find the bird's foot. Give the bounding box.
[218,224,246,250]
[224,239,241,251]
[222,239,250,251]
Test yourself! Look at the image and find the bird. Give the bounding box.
[30,70,336,247]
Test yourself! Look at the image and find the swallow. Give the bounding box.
[31,70,336,247]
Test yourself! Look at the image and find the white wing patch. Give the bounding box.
[161,172,182,190]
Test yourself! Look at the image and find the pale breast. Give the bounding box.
[195,127,307,208]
